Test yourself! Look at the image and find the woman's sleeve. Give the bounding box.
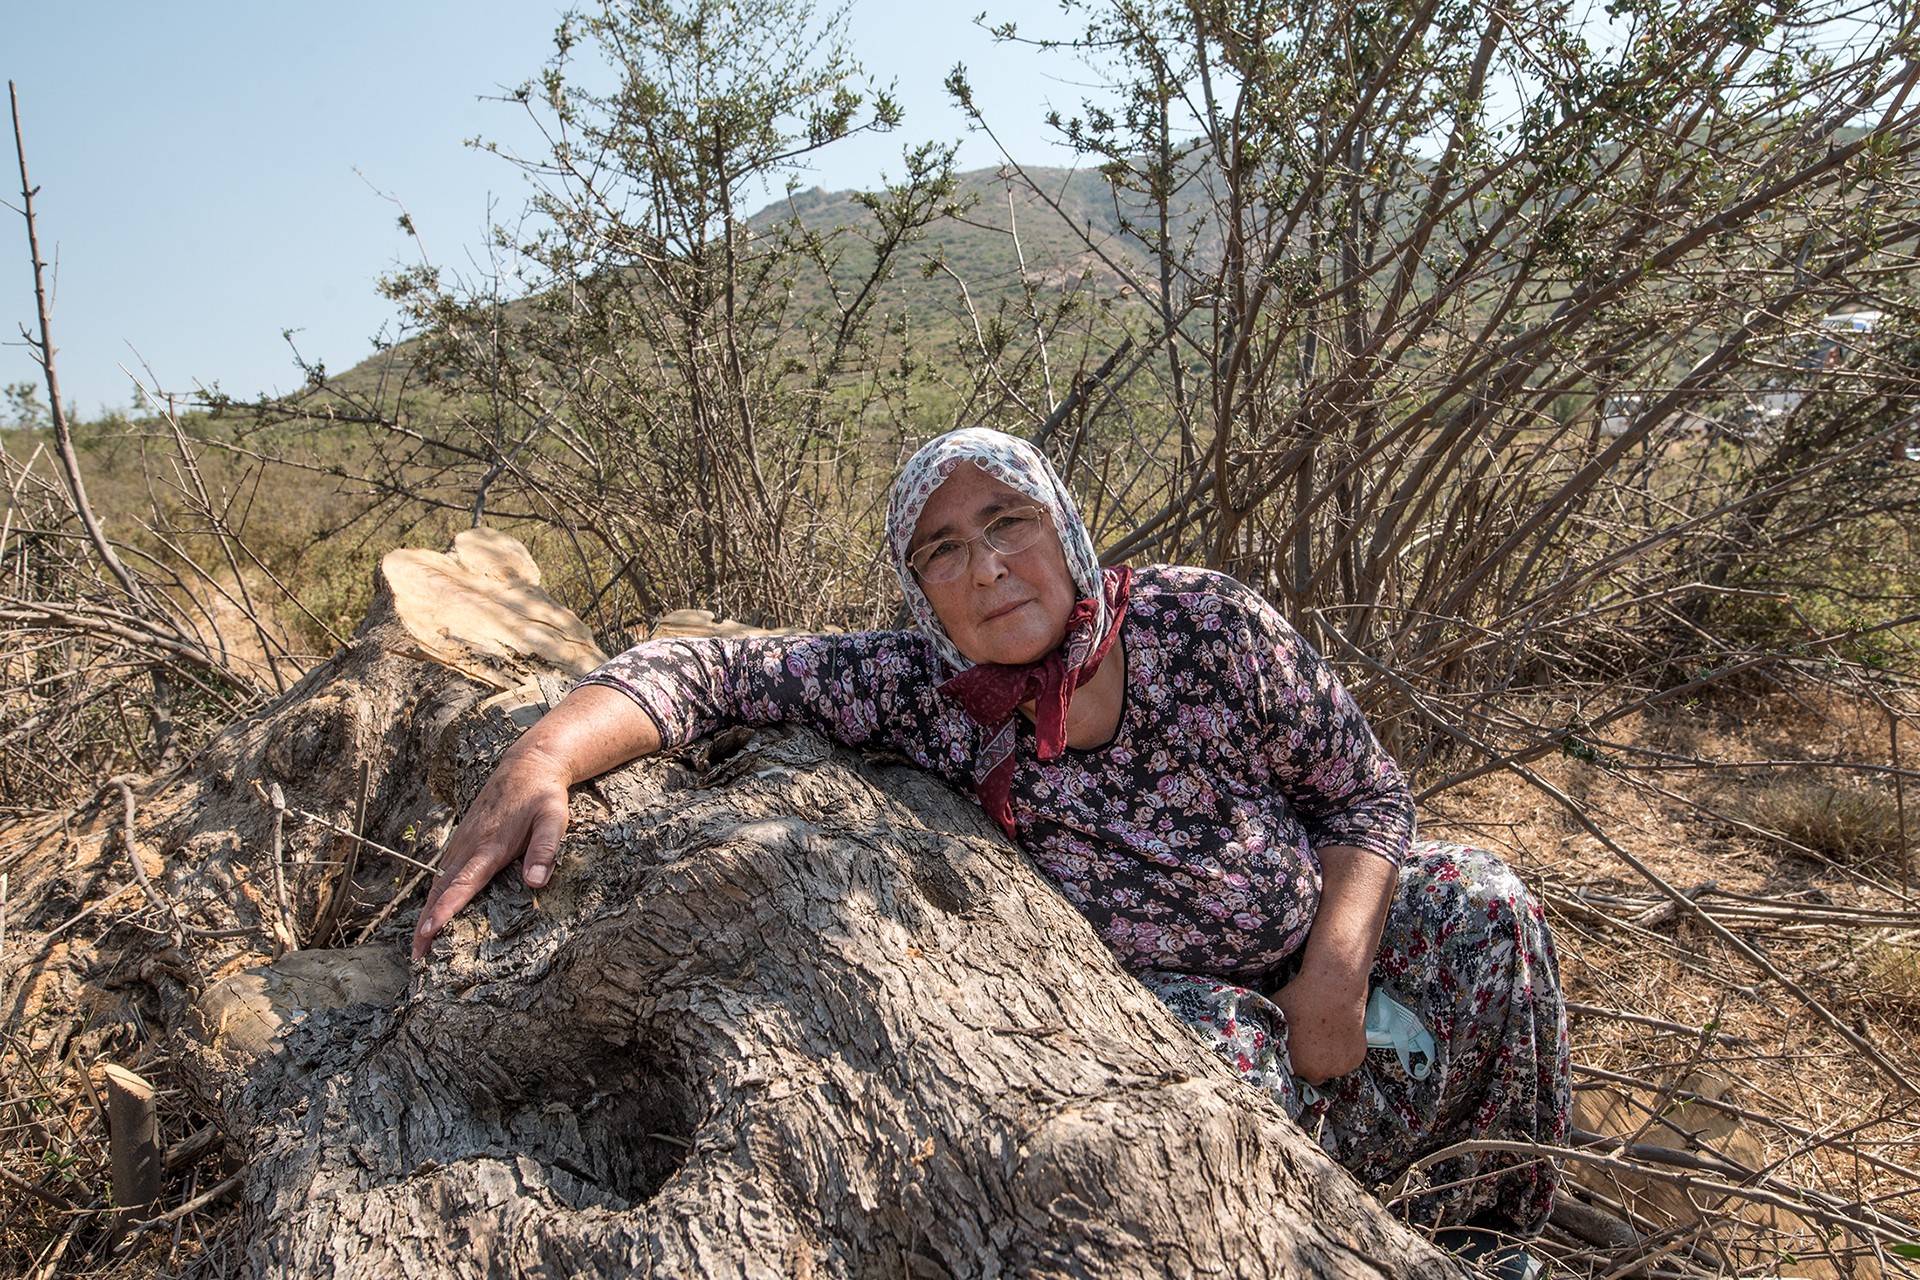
[578,631,957,767]
[1239,593,1416,868]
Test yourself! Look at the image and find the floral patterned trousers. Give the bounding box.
[1137,841,1570,1232]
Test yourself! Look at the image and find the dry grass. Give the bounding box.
[1421,686,1920,1278]
[1747,779,1913,876]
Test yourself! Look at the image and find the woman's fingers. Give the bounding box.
[412,832,507,959]
[411,759,570,959]
[413,837,514,955]
[518,803,567,888]
[407,686,661,960]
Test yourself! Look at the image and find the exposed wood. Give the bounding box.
[102,1063,161,1246]
[380,527,607,687]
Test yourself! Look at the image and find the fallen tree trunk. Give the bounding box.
[16,531,1468,1277]
[200,713,1475,1277]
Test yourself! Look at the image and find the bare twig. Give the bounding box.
[1398,1138,1920,1252]
[1895,694,1912,902]
[251,779,439,876]
[101,775,205,985]
[26,1218,76,1280]
[1510,759,1920,1098]
[1573,1061,1920,1189]
[351,862,439,947]
[121,1171,243,1238]
[8,82,146,606]
[0,1164,75,1211]
[308,757,372,947]
[1564,1002,1748,1047]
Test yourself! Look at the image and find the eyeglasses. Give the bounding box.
[907,506,1048,583]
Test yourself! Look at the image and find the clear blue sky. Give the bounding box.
[3,2,1089,417]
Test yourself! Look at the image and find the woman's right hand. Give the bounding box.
[411,741,574,958]
[411,683,663,960]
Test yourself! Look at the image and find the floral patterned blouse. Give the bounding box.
[581,565,1415,981]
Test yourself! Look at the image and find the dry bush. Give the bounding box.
[0,414,325,815]
[1748,778,1913,874]
[3,452,239,813]
[1862,940,1920,1022]
[0,433,287,1271]
[945,0,1920,807]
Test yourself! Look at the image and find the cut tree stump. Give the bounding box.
[101,1062,161,1245]
[21,529,1466,1278]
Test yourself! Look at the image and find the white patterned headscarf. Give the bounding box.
[886,428,1133,838]
[885,427,1108,674]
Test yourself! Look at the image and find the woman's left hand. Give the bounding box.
[1272,966,1370,1084]
[1277,843,1398,1084]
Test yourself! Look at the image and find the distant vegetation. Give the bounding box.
[5,0,1918,812]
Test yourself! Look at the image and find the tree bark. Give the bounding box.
[201,703,1465,1277]
[8,533,1467,1277]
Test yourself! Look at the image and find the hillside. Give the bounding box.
[297,158,1198,408]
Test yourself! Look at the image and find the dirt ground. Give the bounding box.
[3,679,1916,1279]
[1425,684,1920,1277]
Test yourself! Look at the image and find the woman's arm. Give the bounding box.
[1271,844,1395,1083]
[411,684,661,959]
[413,629,960,959]
[1225,577,1413,1081]
[1224,582,1415,869]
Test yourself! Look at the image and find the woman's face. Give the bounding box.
[910,464,1077,667]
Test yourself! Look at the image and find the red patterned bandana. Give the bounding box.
[940,566,1132,836]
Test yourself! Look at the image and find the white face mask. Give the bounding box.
[1362,984,1435,1080]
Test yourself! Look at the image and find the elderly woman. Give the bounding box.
[414,428,1569,1251]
